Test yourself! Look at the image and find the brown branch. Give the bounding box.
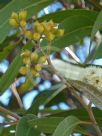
[0,106,20,120]
[59,0,69,9]
[11,83,23,109]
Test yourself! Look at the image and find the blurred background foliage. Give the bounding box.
[0,0,102,136]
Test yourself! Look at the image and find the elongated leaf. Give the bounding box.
[49,108,102,127]
[0,54,22,95]
[38,9,97,23]
[28,116,93,135]
[29,117,64,134]
[51,15,93,48]
[0,0,53,43]
[16,114,40,136]
[91,10,102,39]
[94,42,102,59]
[53,116,82,136]
[0,44,15,60]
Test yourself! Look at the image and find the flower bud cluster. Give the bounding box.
[9,10,27,28]
[19,49,46,76]
[9,10,64,42]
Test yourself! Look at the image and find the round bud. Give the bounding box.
[41,21,47,29]
[22,57,30,65]
[19,10,27,20]
[20,20,26,27]
[31,52,38,61]
[31,68,37,76]
[9,19,18,27]
[33,33,40,41]
[45,32,55,42]
[48,20,55,27]
[25,31,33,39]
[11,12,18,20]
[39,56,46,63]
[34,21,40,27]
[21,50,30,57]
[56,29,64,37]
[36,24,44,34]
[19,66,26,75]
[35,64,41,72]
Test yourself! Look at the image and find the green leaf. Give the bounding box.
[0,44,15,60]
[38,9,97,23]
[53,116,82,136]
[0,0,53,43]
[49,108,102,127]
[91,10,102,39]
[29,117,64,134]
[40,10,97,48]
[0,54,22,95]
[16,114,40,136]
[51,15,93,48]
[28,115,93,135]
[93,42,102,59]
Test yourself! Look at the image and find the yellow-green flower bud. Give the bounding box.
[31,68,37,76]
[48,20,54,26]
[36,24,44,34]
[41,21,47,29]
[34,21,40,27]
[21,50,30,57]
[56,29,64,37]
[19,66,26,75]
[35,64,41,71]
[22,57,30,65]
[20,20,26,27]
[9,19,18,27]
[11,12,18,20]
[31,52,38,61]
[45,32,55,42]
[25,31,33,39]
[39,56,46,63]
[33,33,40,41]
[19,10,27,20]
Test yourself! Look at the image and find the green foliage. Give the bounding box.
[53,116,82,136]
[1,1,102,136]
[0,54,22,95]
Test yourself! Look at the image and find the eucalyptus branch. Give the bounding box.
[11,83,23,109]
[38,43,102,136]
[0,120,18,126]
[0,106,20,120]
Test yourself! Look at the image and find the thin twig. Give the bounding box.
[0,120,18,126]
[0,106,20,120]
[11,83,23,109]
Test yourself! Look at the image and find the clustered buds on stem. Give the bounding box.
[9,10,64,42]
[9,10,27,28]
[19,50,46,76]
[9,10,64,77]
